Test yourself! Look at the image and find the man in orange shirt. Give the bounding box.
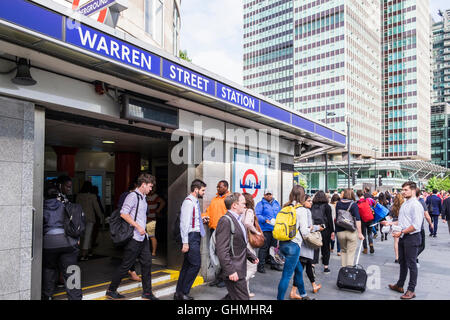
[202,180,230,287]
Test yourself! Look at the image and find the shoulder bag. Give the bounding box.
[336,201,357,231]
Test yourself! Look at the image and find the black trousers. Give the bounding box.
[300,257,315,284]
[397,233,421,292]
[417,229,426,258]
[223,278,250,300]
[109,237,152,294]
[42,246,82,300]
[176,232,201,295]
[320,229,332,265]
[361,220,374,249]
[258,231,278,269]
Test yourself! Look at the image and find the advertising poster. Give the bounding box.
[233,149,268,204]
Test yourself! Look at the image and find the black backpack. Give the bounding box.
[110,192,140,247]
[172,198,194,244]
[63,202,86,239]
[310,203,326,225]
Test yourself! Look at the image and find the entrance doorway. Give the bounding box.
[43,112,171,288]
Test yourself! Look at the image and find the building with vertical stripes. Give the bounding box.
[381,0,431,160]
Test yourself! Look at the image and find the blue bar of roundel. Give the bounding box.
[162,59,215,96]
[260,102,290,123]
[66,24,160,75]
[315,124,334,140]
[217,83,259,112]
[334,132,347,145]
[0,0,63,40]
[292,115,315,133]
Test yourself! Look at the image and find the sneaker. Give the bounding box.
[324,268,331,274]
[433,235,437,238]
[142,292,159,300]
[216,281,226,288]
[257,267,266,274]
[370,245,375,254]
[106,290,126,300]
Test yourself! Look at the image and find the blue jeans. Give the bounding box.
[277,241,306,300]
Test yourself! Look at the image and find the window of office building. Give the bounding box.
[145,0,164,46]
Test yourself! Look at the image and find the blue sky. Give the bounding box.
[180,0,449,86]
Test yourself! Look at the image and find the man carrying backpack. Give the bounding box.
[255,189,282,273]
[106,173,158,300]
[42,179,83,300]
[174,179,208,300]
[356,190,375,254]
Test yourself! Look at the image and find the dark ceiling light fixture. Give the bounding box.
[11,57,37,86]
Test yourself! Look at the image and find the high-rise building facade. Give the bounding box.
[381,0,431,160]
[243,0,295,108]
[243,0,382,158]
[431,9,450,168]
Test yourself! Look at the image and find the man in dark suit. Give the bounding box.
[426,189,442,237]
[215,193,259,300]
[442,191,450,235]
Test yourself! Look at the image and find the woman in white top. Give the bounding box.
[242,193,261,298]
[276,185,313,300]
[298,194,322,293]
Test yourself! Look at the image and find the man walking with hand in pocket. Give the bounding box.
[384,181,424,300]
[216,193,259,300]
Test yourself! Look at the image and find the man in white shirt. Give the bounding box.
[174,179,207,300]
[384,181,424,300]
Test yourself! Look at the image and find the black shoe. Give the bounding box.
[174,292,194,300]
[271,264,283,271]
[323,268,331,274]
[429,233,433,237]
[142,292,159,300]
[216,281,226,288]
[106,290,125,300]
[433,235,437,238]
[394,259,399,264]
[257,267,266,274]
[370,245,375,254]
[209,279,220,287]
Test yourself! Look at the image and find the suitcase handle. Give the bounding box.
[354,240,364,266]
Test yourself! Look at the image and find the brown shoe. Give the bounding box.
[400,291,416,300]
[389,284,404,293]
[363,248,368,254]
[289,286,302,300]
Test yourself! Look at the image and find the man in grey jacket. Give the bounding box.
[215,193,259,300]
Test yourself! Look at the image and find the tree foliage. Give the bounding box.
[425,176,450,192]
[179,50,192,62]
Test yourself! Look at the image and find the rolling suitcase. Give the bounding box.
[336,240,367,293]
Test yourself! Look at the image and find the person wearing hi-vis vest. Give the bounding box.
[201,180,231,288]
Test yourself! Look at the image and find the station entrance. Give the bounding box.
[44,110,171,288]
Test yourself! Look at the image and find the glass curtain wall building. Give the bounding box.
[382,0,431,160]
[243,0,382,158]
[431,9,450,168]
[243,0,295,108]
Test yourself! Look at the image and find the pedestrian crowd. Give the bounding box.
[42,173,450,300]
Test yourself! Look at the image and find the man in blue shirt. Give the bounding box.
[425,189,442,237]
[255,189,282,273]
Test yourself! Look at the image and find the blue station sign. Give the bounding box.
[0,0,346,146]
[66,23,161,75]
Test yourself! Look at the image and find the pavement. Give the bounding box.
[164,219,450,300]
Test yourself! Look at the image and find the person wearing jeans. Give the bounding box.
[276,185,312,300]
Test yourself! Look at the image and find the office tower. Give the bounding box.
[243,0,382,158]
[382,0,431,160]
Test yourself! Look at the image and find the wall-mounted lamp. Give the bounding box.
[11,58,36,86]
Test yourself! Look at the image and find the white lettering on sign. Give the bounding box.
[169,65,210,92]
[221,86,256,110]
[77,27,152,71]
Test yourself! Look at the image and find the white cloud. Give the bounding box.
[180,0,243,85]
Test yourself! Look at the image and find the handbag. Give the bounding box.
[247,213,265,248]
[336,201,356,231]
[300,229,323,249]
